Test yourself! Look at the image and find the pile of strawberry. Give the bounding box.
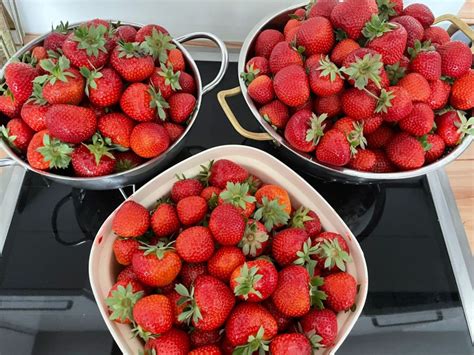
[0,19,197,177]
[242,0,474,172]
[106,159,359,354]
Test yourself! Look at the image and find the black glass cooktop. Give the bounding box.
[0,62,472,355]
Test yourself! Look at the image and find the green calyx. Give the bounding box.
[197,160,213,186]
[233,263,263,300]
[385,61,406,85]
[309,276,327,310]
[407,40,435,60]
[20,51,37,66]
[0,125,20,153]
[454,111,474,143]
[142,28,176,63]
[105,283,144,323]
[80,66,103,96]
[317,56,343,82]
[306,113,327,146]
[294,238,319,277]
[34,56,75,85]
[245,175,262,195]
[84,133,115,166]
[36,133,74,169]
[118,41,148,59]
[347,121,367,156]
[418,134,433,152]
[233,326,270,355]
[341,53,383,90]
[158,62,182,91]
[253,196,290,232]
[240,63,261,86]
[148,85,170,121]
[362,14,396,41]
[27,82,47,105]
[239,221,269,257]
[290,206,314,229]
[375,88,395,114]
[315,238,352,272]
[335,28,348,42]
[175,283,203,326]
[52,20,69,34]
[376,0,399,21]
[306,329,324,351]
[132,324,156,342]
[139,240,175,260]
[72,24,108,57]
[219,182,256,210]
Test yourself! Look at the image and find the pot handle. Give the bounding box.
[217,87,273,141]
[0,157,17,167]
[174,32,229,95]
[434,14,474,47]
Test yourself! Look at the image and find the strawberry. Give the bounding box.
[105,280,144,324]
[208,246,245,282]
[114,151,144,172]
[121,83,168,121]
[284,18,301,37]
[113,237,139,265]
[386,132,425,169]
[272,228,309,267]
[391,16,424,49]
[2,118,33,152]
[398,73,431,102]
[408,41,441,80]
[132,241,182,287]
[114,25,137,43]
[254,29,284,58]
[255,185,292,216]
[437,41,472,79]
[423,26,450,45]
[269,41,303,74]
[26,130,73,170]
[363,16,407,65]
[342,48,385,91]
[422,133,446,163]
[376,86,413,122]
[180,263,208,288]
[321,272,357,312]
[151,203,180,237]
[176,275,235,331]
[330,0,378,40]
[178,72,196,95]
[296,16,334,56]
[203,159,249,189]
[291,207,321,238]
[239,220,269,258]
[62,24,109,69]
[168,290,186,326]
[436,110,474,147]
[46,104,96,144]
[177,195,208,226]
[209,204,245,246]
[313,231,350,270]
[372,149,395,172]
[284,26,299,43]
[376,0,403,20]
[231,259,278,302]
[144,328,190,354]
[189,345,222,355]
[259,100,289,129]
[262,300,291,332]
[304,53,325,70]
[135,24,169,41]
[313,94,342,118]
[0,90,21,119]
[98,113,134,148]
[254,185,291,231]
[309,56,344,96]
[218,182,256,217]
[112,200,150,238]
[44,21,69,51]
[163,122,185,142]
[150,63,181,99]
[241,56,270,85]
[290,99,314,114]
[168,93,196,123]
[273,65,310,107]
[225,303,278,349]
[35,56,85,105]
[403,3,434,28]
[366,124,395,148]
[333,116,358,136]
[330,39,360,66]
[190,329,222,348]
[451,69,474,110]
[86,19,110,29]
[270,333,312,355]
[166,49,186,72]
[341,88,377,120]
[300,308,338,347]
[348,149,376,172]
[172,178,204,202]
[315,129,351,166]
[20,83,49,131]
[201,186,222,206]
[247,75,274,105]
[117,265,141,283]
[4,62,39,104]
[386,57,410,85]
[71,140,115,177]
[399,102,434,136]
[130,122,170,158]
[176,226,215,262]
[308,0,338,18]
[284,110,324,153]
[139,28,175,64]
[362,115,383,134]
[80,67,123,107]
[133,294,173,337]
[110,41,155,83]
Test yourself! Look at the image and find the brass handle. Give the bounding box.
[217,87,273,141]
[434,14,474,53]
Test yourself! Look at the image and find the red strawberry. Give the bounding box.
[290,208,322,238]
[231,259,278,302]
[0,92,21,119]
[201,186,222,205]
[399,102,434,136]
[342,48,386,92]
[119,83,163,122]
[163,122,185,142]
[321,272,357,312]
[247,75,274,105]
[330,39,360,66]
[171,178,204,202]
[45,104,96,144]
[166,49,186,72]
[269,41,303,74]
[403,3,434,28]
[315,129,351,166]
[409,43,441,81]
[305,53,325,70]
[208,246,245,282]
[301,308,338,347]
[178,72,196,95]
[44,21,69,51]
[130,122,170,158]
[209,204,246,246]
[376,0,403,20]
[423,26,450,45]
[80,67,123,107]
[168,93,196,123]
[372,149,395,172]
[85,18,110,29]
[112,201,150,238]
[309,57,344,96]
[398,73,430,102]
[218,182,256,218]
[113,237,139,266]
[273,65,310,107]
[270,333,312,355]
[151,203,180,237]
[110,41,155,82]
[386,132,425,170]
[106,280,144,324]
[176,226,214,263]
[144,328,190,354]
[262,300,291,332]
[364,18,407,65]
[31,46,49,63]
[180,263,208,289]
[290,99,314,115]
[2,118,33,152]
[241,56,270,85]
[98,113,134,148]
[135,24,169,41]
[348,149,376,172]
[341,88,377,120]
[239,220,269,258]
[20,83,49,131]
[284,110,325,153]
[437,41,472,79]
[225,303,278,348]
[71,141,115,178]
[117,265,140,283]
[436,110,474,147]
[391,16,424,49]
[333,116,358,136]
[150,64,181,100]
[451,69,474,110]
[296,16,334,56]
[114,151,144,172]
[114,25,137,42]
[422,133,446,163]
[308,0,338,18]
[189,345,222,355]
[366,124,395,148]
[190,329,221,348]
[26,130,72,170]
[177,196,208,226]
[427,79,451,110]
[259,100,289,129]
[362,115,383,134]
[284,26,299,43]
[313,94,342,118]
[284,18,301,37]
[206,159,249,189]
[176,275,235,331]
[330,0,378,40]
[272,228,309,266]
[254,29,284,58]
[133,294,173,336]
[4,62,39,104]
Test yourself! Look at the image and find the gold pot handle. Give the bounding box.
[217,87,273,141]
[434,14,474,53]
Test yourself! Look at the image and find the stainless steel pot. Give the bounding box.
[218,3,474,182]
[0,21,229,190]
